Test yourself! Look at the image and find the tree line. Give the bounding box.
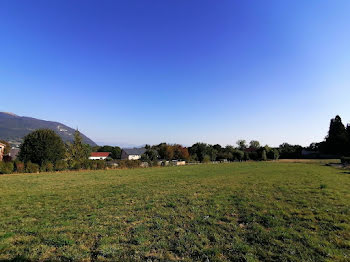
[0,115,349,174]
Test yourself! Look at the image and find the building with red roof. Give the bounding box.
[89,152,110,160]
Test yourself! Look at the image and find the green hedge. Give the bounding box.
[25,161,40,173]
[0,162,14,174]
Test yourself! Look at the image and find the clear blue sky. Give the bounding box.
[1,0,349,147]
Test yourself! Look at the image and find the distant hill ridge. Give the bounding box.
[0,112,97,146]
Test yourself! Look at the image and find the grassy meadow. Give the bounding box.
[0,162,349,261]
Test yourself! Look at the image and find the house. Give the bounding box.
[89,152,110,160]
[121,147,146,160]
[0,142,6,161]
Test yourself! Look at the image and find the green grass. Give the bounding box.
[0,162,349,261]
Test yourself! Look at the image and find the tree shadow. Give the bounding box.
[0,256,31,262]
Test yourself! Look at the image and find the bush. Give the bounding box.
[90,161,98,170]
[26,161,40,173]
[341,157,350,165]
[0,162,14,174]
[70,161,81,170]
[40,162,54,172]
[55,160,68,171]
[96,161,106,170]
[14,161,25,173]
[202,155,211,163]
[81,160,92,170]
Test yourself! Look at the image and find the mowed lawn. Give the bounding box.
[0,163,349,261]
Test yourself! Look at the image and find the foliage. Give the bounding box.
[96,161,106,170]
[66,130,90,163]
[69,161,81,170]
[236,139,247,150]
[0,161,14,174]
[55,160,68,171]
[233,150,244,161]
[0,163,349,261]
[98,145,121,159]
[18,129,66,166]
[324,115,349,155]
[40,162,54,172]
[278,143,302,159]
[189,143,213,162]
[273,149,280,160]
[202,155,211,163]
[14,161,25,173]
[25,161,40,173]
[261,150,267,161]
[249,140,260,150]
[141,149,159,162]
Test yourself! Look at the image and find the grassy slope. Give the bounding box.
[0,163,349,261]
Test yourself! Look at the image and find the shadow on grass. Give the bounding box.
[0,256,31,262]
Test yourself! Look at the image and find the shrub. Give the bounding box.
[55,160,68,171]
[261,150,267,161]
[202,155,211,163]
[40,162,54,172]
[96,161,106,170]
[341,157,350,165]
[81,160,92,170]
[70,161,81,170]
[26,161,40,173]
[0,162,14,174]
[90,161,98,170]
[14,161,25,173]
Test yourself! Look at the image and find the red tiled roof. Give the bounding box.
[90,152,110,157]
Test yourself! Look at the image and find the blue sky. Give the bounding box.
[1,0,349,147]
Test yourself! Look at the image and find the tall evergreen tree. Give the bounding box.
[324,115,348,155]
[66,130,90,162]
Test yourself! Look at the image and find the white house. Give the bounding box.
[89,152,110,160]
[121,148,146,160]
[0,142,6,161]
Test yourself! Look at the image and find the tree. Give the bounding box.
[279,143,302,159]
[233,150,244,161]
[347,124,350,155]
[324,115,348,155]
[173,145,190,160]
[249,140,260,150]
[66,130,90,162]
[189,143,210,162]
[273,149,279,160]
[18,129,65,165]
[236,140,247,151]
[141,149,158,162]
[98,145,121,159]
[261,150,267,161]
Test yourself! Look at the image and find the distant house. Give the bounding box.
[121,148,146,160]
[89,152,110,160]
[0,142,6,161]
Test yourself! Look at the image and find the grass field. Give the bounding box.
[0,162,349,261]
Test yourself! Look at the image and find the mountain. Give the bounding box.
[0,112,97,146]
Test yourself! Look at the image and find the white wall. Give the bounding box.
[128,155,141,160]
[89,156,107,160]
